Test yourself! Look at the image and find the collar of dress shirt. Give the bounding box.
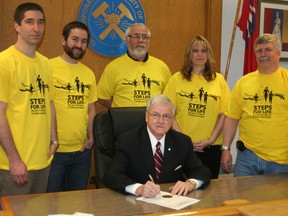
[147,127,166,155]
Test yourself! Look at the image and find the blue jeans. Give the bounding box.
[47,149,91,192]
[234,148,288,177]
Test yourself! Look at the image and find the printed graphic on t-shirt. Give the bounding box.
[20,74,48,115]
[122,73,161,103]
[243,86,285,118]
[180,87,218,118]
[55,76,90,109]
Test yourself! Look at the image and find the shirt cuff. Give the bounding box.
[125,183,143,195]
[187,179,204,189]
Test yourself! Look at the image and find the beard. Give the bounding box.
[64,44,85,60]
[129,44,148,60]
[129,47,147,60]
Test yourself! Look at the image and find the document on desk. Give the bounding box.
[48,212,94,216]
[136,191,200,210]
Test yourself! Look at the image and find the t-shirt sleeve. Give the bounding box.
[0,64,10,102]
[225,80,242,119]
[97,66,114,100]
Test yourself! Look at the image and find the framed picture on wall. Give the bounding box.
[259,0,288,59]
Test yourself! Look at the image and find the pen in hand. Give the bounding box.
[148,174,171,198]
[148,174,161,196]
[149,174,155,184]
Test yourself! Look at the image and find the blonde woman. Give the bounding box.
[164,35,230,178]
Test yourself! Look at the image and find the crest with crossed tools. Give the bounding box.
[78,0,146,56]
[93,2,133,40]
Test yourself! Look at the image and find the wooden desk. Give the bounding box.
[147,199,288,216]
[1,173,288,216]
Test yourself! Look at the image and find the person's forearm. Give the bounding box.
[208,113,225,144]
[50,101,58,142]
[98,98,112,109]
[223,116,239,147]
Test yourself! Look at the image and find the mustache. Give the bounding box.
[72,47,83,52]
[135,44,146,49]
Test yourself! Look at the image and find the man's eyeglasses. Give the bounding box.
[255,47,275,54]
[147,111,173,121]
[128,34,150,40]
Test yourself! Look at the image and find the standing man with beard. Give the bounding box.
[47,21,98,192]
[97,23,171,108]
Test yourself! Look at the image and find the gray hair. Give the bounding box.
[254,33,282,53]
[124,23,151,37]
[146,94,175,116]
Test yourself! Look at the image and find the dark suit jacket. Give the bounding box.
[103,125,211,194]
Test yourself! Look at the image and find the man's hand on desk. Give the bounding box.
[136,181,160,198]
[169,180,196,196]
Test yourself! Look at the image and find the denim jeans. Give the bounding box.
[234,147,288,177]
[47,149,91,192]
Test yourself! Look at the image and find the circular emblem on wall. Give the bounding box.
[78,0,146,57]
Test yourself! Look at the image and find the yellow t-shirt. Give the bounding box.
[225,68,288,164]
[164,72,230,144]
[0,46,53,170]
[50,57,98,152]
[97,54,171,107]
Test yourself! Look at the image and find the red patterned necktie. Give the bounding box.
[154,141,163,182]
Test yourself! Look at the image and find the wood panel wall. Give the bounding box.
[0,0,222,83]
[0,0,222,187]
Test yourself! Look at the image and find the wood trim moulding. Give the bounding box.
[206,0,223,73]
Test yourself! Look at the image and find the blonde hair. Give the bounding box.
[181,35,216,81]
[254,33,282,53]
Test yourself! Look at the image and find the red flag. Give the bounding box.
[237,0,259,75]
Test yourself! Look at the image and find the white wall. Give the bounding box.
[221,0,244,88]
[221,0,288,164]
[221,0,243,164]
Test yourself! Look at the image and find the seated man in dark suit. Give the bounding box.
[104,94,211,197]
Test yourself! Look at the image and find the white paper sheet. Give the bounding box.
[48,212,94,216]
[136,191,200,210]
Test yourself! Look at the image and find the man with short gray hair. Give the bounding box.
[221,33,288,176]
[104,94,211,197]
